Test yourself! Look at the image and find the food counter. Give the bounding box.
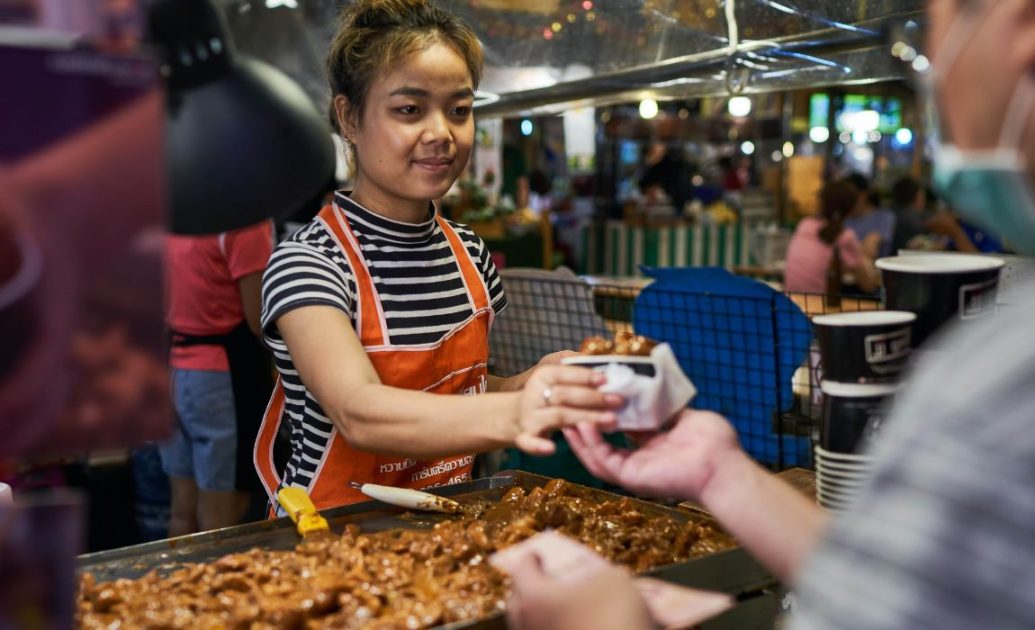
[77,472,779,629]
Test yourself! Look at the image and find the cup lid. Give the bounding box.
[816,460,872,473]
[815,445,878,460]
[812,311,916,326]
[876,254,1005,274]
[820,381,899,398]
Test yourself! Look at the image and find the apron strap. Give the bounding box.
[437,216,492,312]
[254,374,286,502]
[316,204,388,347]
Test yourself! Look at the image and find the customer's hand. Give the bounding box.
[564,409,741,502]
[514,365,621,455]
[505,551,652,630]
[926,211,964,236]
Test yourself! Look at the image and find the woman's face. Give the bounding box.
[346,42,474,218]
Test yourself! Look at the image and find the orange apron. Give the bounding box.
[254,204,493,511]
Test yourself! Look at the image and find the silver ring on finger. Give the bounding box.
[541,386,554,406]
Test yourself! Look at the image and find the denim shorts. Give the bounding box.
[159,368,239,492]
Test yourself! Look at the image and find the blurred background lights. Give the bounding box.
[639,98,659,119]
[809,126,830,143]
[728,96,752,118]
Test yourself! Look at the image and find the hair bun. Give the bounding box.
[348,0,433,29]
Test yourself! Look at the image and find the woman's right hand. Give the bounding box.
[513,365,622,455]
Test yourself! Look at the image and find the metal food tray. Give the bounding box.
[78,471,773,629]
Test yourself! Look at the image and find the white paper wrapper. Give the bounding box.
[563,343,696,431]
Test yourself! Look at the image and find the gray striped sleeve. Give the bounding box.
[792,287,1035,630]
[260,240,355,343]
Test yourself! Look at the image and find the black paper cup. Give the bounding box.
[820,382,896,455]
[877,254,1004,347]
[813,311,915,384]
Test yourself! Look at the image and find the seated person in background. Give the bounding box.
[639,141,691,213]
[889,176,931,253]
[891,177,982,253]
[784,181,879,294]
[843,172,897,259]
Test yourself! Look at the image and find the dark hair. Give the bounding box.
[326,0,483,156]
[891,176,922,208]
[843,172,870,193]
[818,181,858,245]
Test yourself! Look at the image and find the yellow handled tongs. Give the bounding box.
[277,487,332,539]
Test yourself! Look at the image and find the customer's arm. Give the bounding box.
[565,411,829,584]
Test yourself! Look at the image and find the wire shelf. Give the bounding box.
[490,269,883,472]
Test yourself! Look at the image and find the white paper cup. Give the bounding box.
[816,463,868,479]
[816,474,867,491]
[815,444,878,463]
[0,482,12,505]
[815,456,872,473]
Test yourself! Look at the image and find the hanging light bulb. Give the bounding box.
[639,98,659,119]
[728,96,752,118]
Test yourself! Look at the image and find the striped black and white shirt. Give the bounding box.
[792,280,1035,630]
[260,192,506,490]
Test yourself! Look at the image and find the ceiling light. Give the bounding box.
[809,126,830,143]
[728,96,752,118]
[639,98,659,120]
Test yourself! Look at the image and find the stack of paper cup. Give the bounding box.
[814,382,896,511]
[812,311,913,512]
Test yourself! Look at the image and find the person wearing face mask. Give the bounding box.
[503,2,1035,629]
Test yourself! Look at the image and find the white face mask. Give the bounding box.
[926,1,1035,254]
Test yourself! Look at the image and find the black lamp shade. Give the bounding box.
[167,56,335,234]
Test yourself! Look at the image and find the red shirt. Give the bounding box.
[165,220,274,371]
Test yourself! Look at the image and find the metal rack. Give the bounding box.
[490,269,882,471]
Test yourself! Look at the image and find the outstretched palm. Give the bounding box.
[564,410,741,502]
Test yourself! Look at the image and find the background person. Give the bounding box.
[161,219,275,535]
[783,181,880,294]
[843,172,897,259]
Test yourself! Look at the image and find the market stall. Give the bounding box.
[10,1,1031,629]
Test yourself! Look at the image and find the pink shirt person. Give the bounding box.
[783,217,865,293]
